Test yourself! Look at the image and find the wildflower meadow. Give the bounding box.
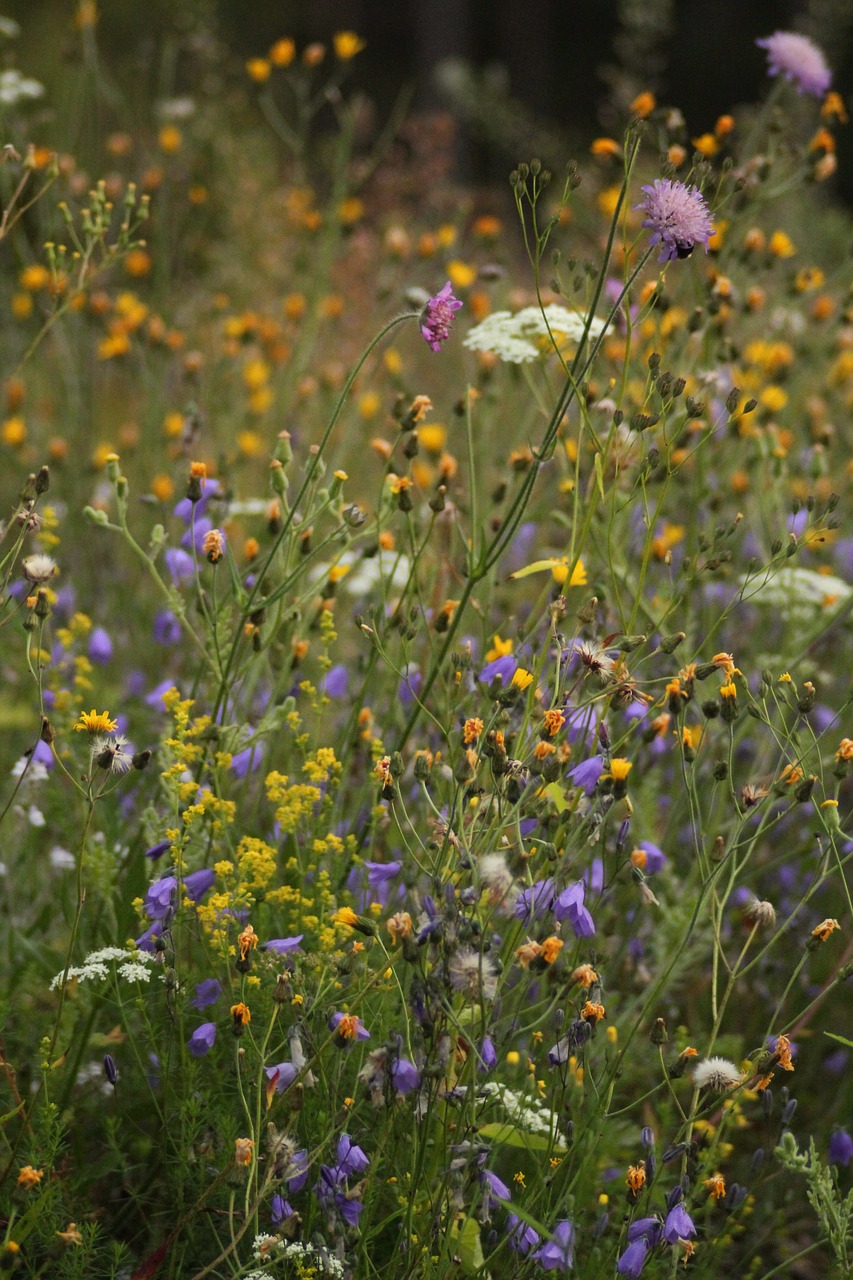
[2,9,853,1279]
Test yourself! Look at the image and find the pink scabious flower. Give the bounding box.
[757,31,832,98]
[638,180,715,264]
[421,281,462,352]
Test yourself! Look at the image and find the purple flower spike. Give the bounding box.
[757,31,832,97]
[532,1219,575,1271]
[421,281,463,352]
[638,180,714,264]
[188,1022,217,1057]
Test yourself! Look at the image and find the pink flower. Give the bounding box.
[638,180,714,264]
[757,31,831,98]
[421,282,462,352]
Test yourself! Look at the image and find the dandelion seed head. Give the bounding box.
[692,1056,742,1090]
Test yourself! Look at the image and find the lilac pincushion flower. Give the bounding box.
[638,180,715,264]
[421,281,463,352]
[757,31,831,97]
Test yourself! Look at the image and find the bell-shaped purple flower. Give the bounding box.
[188,1022,217,1058]
[507,1213,540,1256]
[191,978,222,1010]
[553,881,595,937]
[532,1219,575,1271]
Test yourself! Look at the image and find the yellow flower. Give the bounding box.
[333,31,366,60]
[447,259,477,289]
[511,667,534,691]
[333,906,359,929]
[768,230,796,258]
[269,38,295,67]
[56,1223,83,1245]
[608,758,632,781]
[485,634,513,662]
[811,918,840,942]
[590,137,620,157]
[158,125,182,154]
[630,91,656,118]
[551,557,587,587]
[17,1166,44,1189]
[75,709,118,734]
[246,57,272,83]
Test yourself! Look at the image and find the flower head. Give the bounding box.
[692,1055,742,1091]
[75,708,118,734]
[421,282,462,352]
[638,180,715,263]
[757,32,831,97]
[532,1219,575,1271]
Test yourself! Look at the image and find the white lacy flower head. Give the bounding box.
[464,305,607,364]
[692,1056,743,1090]
[742,566,852,612]
[49,946,156,991]
[252,1238,345,1278]
[0,68,45,105]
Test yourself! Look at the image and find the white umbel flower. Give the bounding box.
[692,1056,743,1090]
[464,305,607,364]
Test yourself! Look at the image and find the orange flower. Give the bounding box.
[774,1034,795,1071]
[234,1137,254,1167]
[811,918,840,942]
[237,924,258,961]
[626,1162,646,1193]
[704,1173,726,1199]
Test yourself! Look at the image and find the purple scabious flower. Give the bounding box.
[532,1219,575,1271]
[757,31,832,97]
[153,610,182,645]
[188,1022,217,1057]
[421,281,463,352]
[553,881,595,937]
[829,1128,853,1167]
[638,180,714,264]
[507,1213,541,1256]
[88,626,113,664]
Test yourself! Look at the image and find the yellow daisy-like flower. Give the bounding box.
[75,709,118,734]
[333,31,366,60]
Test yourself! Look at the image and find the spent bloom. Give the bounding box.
[757,32,832,97]
[420,282,462,352]
[692,1055,742,1090]
[638,180,715,263]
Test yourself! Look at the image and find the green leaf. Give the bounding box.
[824,1032,853,1049]
[507,557,562,581]
[450,1216,484,1273]
[478,1121,561,1151]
